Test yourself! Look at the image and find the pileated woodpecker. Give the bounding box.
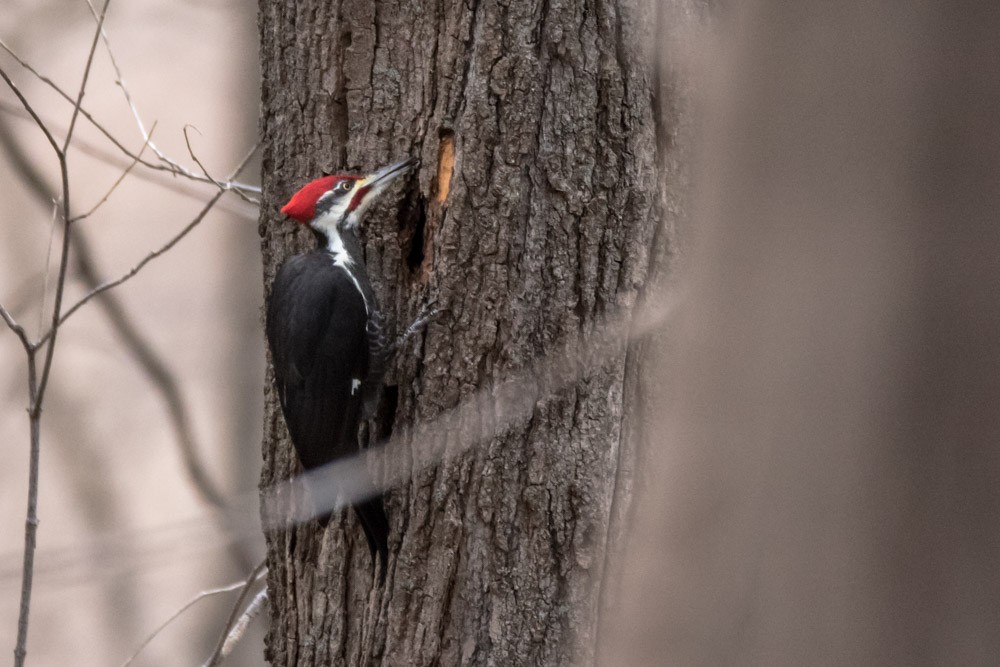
[266,157,418,576]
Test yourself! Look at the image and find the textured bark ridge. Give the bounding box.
[258,0,675,664]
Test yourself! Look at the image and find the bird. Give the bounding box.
[265,157,419,579]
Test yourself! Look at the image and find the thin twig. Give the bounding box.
[70,122,156,223]
[219,588,268,660]
[0,302,30,351]
[84,0,195,181]
[31,158,70,390]
[0,38,261,195]
[203,560,268,667]
[0,65,62,157]
[32,0,114,401]
[10,5,112,664]
[14,353,39,667]
[121,573,266,667]
[35,143,259,347]
[61,0,112,154]
[0,101,258,218]
[40,189,221,343]
[183,124,260,206]
[37,198,60,336]
[67,3,261,202]
[82,0,153,151]
[0,107,239,526]
[183,125,224,189]
[1,52,61,667]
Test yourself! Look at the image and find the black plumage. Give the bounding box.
[266,250,389,573]
[266,158,418,582]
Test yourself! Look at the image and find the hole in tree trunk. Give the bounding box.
[405,199,427,273]
[376,384,399,441]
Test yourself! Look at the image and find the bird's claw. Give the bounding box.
[393,300,445,351]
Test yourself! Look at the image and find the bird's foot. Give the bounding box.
[392,299,444,353]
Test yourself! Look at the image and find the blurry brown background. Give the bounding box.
[608,1,1000,664]
[0,0,265,664]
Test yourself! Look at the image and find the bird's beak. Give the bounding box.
[358,156,419,191]
[341,157,419,225]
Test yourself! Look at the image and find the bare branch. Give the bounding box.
[62,0,112,153]
[0,65,61,157]
[35,143,259,347]
[183,125,260,206]
[121,574,266,667]
[0,302,30,351]
[30,167,70,388]
[70,3,262,201]
[37,199,60,335]
[82,0,153,145]
[5,6,258,662]
[70,123,155,223]
[1,105,240,527]
[84,0,192,179]
[13,354,40,667]
[0,102,257,218]
[31,0,118,404]
[14,8,114,662]
[203,560,268,667]
[0,39,261,196]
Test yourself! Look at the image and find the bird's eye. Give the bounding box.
[338,181,354,192]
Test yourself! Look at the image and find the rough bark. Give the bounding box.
[257,0,677,664]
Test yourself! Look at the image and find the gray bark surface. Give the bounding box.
[257,1,677,664]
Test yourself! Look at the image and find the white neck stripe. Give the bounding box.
[319,224,369,316]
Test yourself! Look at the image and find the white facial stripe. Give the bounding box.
[313,195,350,231]
[316,190,335,207]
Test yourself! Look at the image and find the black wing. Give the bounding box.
[266,253,370,470]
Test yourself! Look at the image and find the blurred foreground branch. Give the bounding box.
[121,568,266,667]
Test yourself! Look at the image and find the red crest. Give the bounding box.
[281,175,352,222]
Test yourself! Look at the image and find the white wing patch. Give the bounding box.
[351,378,361,395]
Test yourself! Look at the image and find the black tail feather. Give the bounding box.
[312,494,389,582]
[354,496,389,583]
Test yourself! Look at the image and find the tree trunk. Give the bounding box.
[257,0,680,664]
